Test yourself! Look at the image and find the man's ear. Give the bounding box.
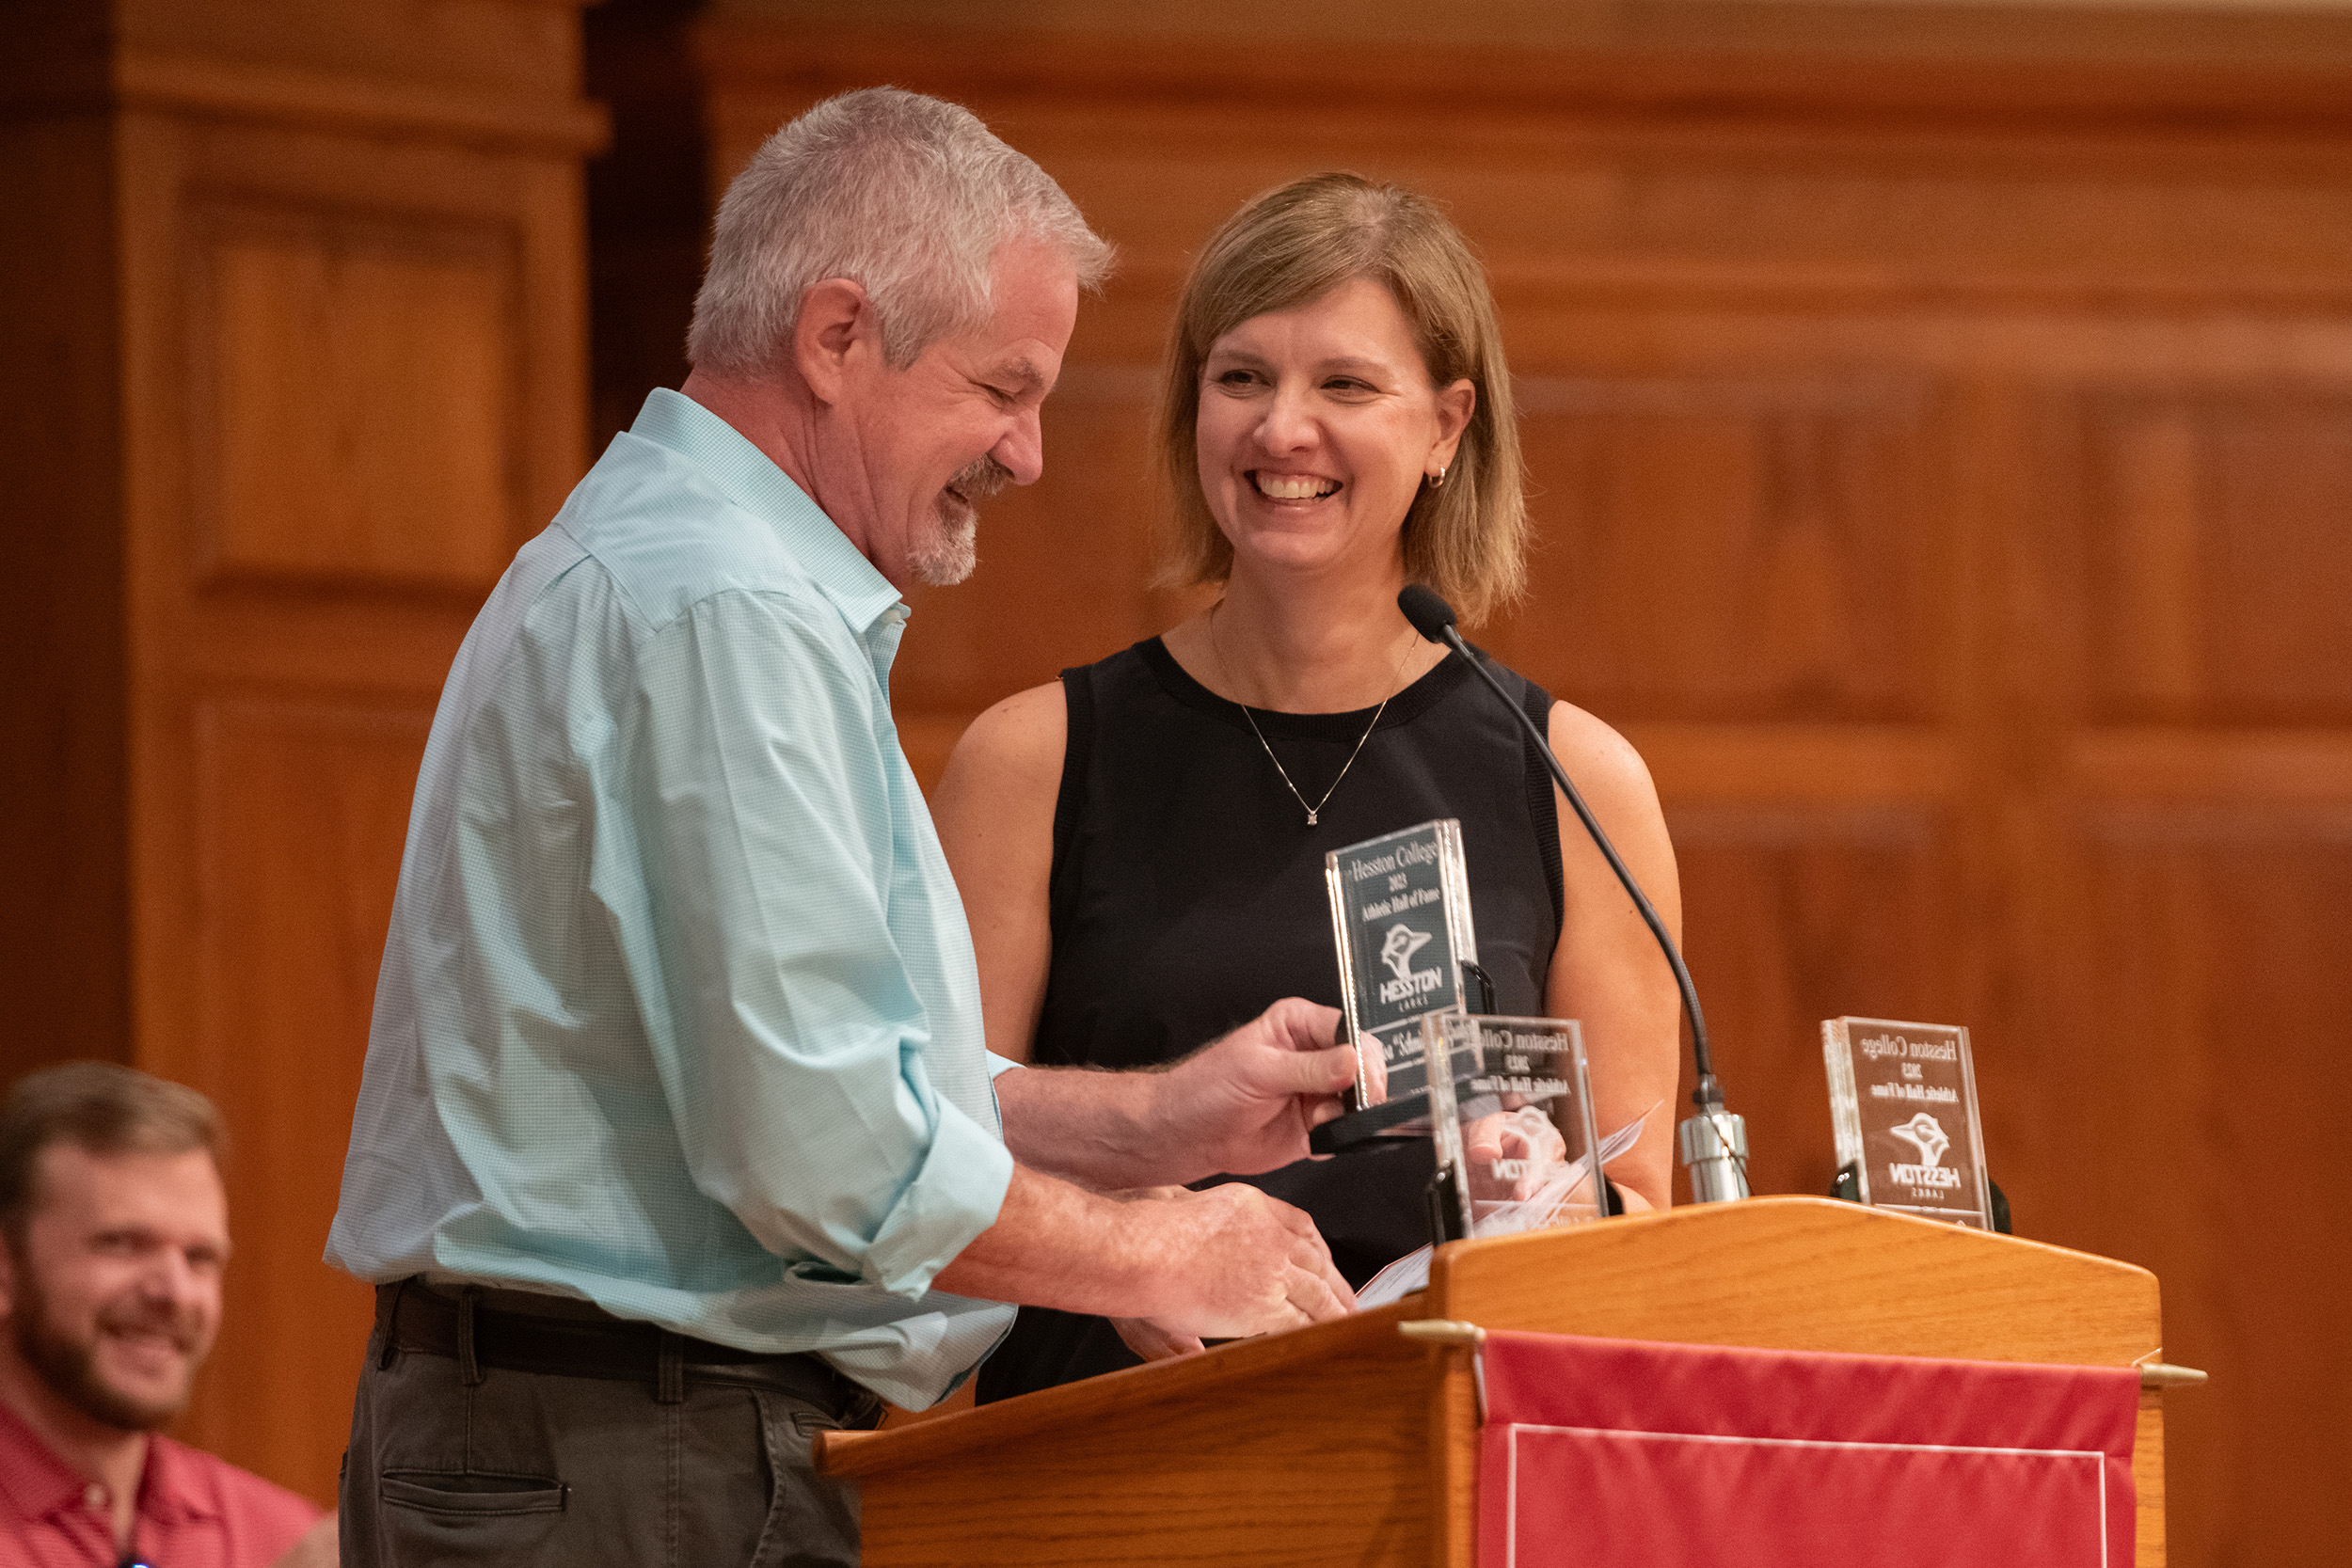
[793,277,880,407]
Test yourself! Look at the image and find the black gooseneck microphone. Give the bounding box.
[1398,583,1750,1203]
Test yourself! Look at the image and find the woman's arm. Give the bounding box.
[931,682,1067,1065]
[1541,701,1685,1212]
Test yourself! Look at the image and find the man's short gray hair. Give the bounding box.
[688,87,1113,374]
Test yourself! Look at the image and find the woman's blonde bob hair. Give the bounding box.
[1157,173,1526,625]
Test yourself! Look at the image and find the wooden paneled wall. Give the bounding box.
[0,0,603,1505]
[675,13,2352,1564]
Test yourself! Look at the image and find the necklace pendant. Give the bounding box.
[1306,810,1319,826]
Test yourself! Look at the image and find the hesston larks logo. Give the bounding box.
[1887,1112,1963,1191]
[1376,923,1442,1006]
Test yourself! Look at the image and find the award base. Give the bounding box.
[1424,1164,1466,1246]
[1309,1092,1425,1154]
[1831,1161,2013,1235]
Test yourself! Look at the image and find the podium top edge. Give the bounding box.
[1426,1196,2163,1370]
[815,1299,1428,1480]
[1431,1196,2165,1291]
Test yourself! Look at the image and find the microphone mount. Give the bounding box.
[1397,584,1749,1204]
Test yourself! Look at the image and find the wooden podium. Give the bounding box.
[817,1197,2182,1566]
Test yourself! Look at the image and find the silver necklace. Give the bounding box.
[1210,604,1419,829]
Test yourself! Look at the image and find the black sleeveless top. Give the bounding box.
[975,637,1564,1403]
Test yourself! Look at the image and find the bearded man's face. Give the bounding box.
[0,1145,228,1432]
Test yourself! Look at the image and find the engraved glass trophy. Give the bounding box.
[1822,1017,1994,1229]
[1314,819,1479,1148]
[1422,1012,1607,1243]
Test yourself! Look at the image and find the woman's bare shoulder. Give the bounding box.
[1546,699,1660,806]
[937,681,1068,805]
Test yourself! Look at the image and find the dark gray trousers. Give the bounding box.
[340,1284,882,1568]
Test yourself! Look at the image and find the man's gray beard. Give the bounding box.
[9,1263,199,1433]
[914,454,1011,587]
[911,512,977,588]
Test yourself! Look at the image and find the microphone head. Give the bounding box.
[1397,583,1458,642]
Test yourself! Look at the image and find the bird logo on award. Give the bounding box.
[1375,924,1443,1006]
[1891,1113,1950,1168]
[1380,923,1433,982]
[1888,1112,1962,1192]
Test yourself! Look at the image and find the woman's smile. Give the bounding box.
[1196,276,1470,571]
[1250,471,1343,502]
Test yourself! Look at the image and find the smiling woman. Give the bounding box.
[1158,174,1522,626]
[1193,276,1473,603]
[931,173,1688,1402]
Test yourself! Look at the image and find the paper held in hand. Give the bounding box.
[1822,1016,1994,1229]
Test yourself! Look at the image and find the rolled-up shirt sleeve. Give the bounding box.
[624,588,1010,1300]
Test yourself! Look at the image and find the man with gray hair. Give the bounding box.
[327,87,1358,1565]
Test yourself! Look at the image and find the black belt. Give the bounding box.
[375,1277,876,1421]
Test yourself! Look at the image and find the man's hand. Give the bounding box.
[996,997,1358,1189]
[1144,998,1357,1180]
[933,1170,1354,1340]
[1105,1182,1353,1361]
[1112,1315,1202,1361]
[1120,1182,1355,1340]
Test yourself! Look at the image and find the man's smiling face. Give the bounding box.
[825,237,1080,590]
[0,1144,229,1432]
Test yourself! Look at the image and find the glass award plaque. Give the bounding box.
[1822,1017,1994,1229]
[1324,818,1478,1117]
[1424,1013,1607,1243]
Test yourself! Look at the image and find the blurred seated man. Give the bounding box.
[0,1062,335,1568]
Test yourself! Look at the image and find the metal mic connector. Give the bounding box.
[1678,1101,1751,1205]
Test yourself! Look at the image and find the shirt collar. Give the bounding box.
[0,1398,213,1528]
[134,1435,215,1526]
[628,388,908,639]
[0,1397,81,1523]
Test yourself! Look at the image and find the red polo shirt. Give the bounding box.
[0,1398,319,1568]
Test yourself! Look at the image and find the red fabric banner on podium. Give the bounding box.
[1478,1329,2139,1568]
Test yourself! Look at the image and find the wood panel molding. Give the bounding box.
[0,50,612,154]
[2071,729,2352,804]
[2065,384,2352,727]
[185,199,526,597]
[0,0,602,1502]
[2057,816,2352,1566]
[693,18,2352,134]
[1627,723,1961,806]
[698,33,2352,318]
[1664,811,1958,1203]
[1023,254,2352,323]
[161,693,436,1501]
[1495,370,1946,724]
[0,108,133,1083]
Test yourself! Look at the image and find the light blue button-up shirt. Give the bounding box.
[327,388,1015,1408]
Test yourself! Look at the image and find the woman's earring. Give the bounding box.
[1428,466,1447,489]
